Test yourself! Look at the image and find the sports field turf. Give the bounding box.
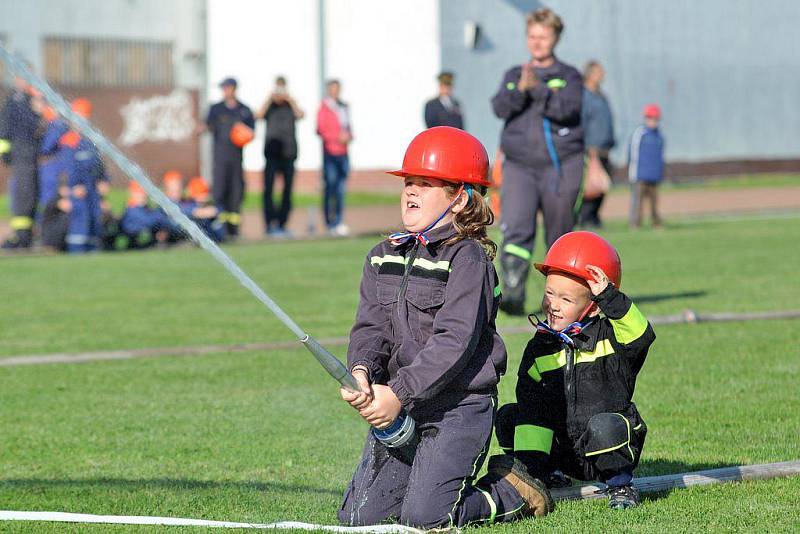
[1,214,799,532]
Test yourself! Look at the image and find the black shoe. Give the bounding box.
[544,470,572,489]
[606,484,639,510]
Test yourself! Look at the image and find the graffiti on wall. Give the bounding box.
[118,89,195,146]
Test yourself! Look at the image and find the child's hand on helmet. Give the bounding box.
[586,264,610,296]
[359,385,402,429]
[340,367,373,410]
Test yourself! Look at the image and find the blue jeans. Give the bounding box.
[322,153,349,228]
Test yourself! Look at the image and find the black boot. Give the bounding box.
[2,229,32,250]
[499,253,530,316]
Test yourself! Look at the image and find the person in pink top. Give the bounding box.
[316,79,353,236]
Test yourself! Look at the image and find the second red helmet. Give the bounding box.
[387,126,491,187]
[534,231,622,287]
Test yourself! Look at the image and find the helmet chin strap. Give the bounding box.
[388,184,470,247]
[529,302,597,348]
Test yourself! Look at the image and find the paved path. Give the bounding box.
[1,185,798,243]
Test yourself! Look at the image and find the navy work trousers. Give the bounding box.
[338,394,525,529]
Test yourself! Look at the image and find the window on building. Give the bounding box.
[43,37,173,87]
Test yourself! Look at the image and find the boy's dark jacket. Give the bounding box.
[514,285,655,453]
[347,224,507,411]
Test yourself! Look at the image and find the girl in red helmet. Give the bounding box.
[338,127,553,528]
[495,231,656,510]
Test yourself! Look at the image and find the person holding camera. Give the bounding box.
[256,76,304,238]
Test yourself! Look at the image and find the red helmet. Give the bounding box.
[163,170,183,184]
[230,122,254,148]
[534,231,622,287]
[643,103,661,119]
[387,126,491,187]
[71,98,93,119]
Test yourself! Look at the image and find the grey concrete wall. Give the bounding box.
[0,0,206,89]
[441,0,800,165]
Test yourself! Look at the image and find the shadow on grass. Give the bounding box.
[0,477,341,496]
[627,290,707,305]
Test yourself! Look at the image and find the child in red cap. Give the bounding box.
[629,104,665,229]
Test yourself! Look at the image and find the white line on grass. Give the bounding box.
[0,512,425,532]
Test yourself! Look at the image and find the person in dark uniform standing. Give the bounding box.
[255,76,304,237]
[491,8,584,316]
[203,77,255,238]
[0,76,43,249]
[424,72,464,129]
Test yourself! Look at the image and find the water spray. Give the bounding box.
[0,45,416,455]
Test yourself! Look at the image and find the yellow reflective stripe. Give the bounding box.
[370,255,451,272]
[370,255,405,266]
[218,212,229,222]
[414,257,451,272]
[0,139,10,153]
[503,243,531,261]
[535,349,568,374]
[514,424,554,453]
[475,487,497,523]
[529,339,615,381]
[493,284,501,298]
[584,441,627,457]
[227,212,241,224]
[586,413,634,460]
[610,303,648,344]
[547,78,567,89]
[10,216,33,230]
[575,339,615,364]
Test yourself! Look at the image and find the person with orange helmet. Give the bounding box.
[184,176,224,242]
[61,99,112,253]
[117,181,155,249]
[201,77,255,238]
[495,231,656,510]
[338,127,553,528]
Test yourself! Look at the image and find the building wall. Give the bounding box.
[441,0,800,166]
[0,0,206,89]
[206,0,439,173]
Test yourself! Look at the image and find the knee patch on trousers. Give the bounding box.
[580,413,639,476]
[495,403,519,453]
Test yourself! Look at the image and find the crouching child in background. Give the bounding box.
[120,181,164,249]
[338,127,553,530]
[185,177,224,242]
[496,231,655,510]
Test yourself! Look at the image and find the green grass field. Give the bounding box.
[1,214,799,532]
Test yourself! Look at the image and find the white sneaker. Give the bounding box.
[334,223,350,237]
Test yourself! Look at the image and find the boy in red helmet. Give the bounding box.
[338,127,553,528]
[495,231,655,510]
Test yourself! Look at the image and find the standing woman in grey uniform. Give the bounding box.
[491,8,584,316]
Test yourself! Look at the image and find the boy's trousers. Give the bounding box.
[339,393,526,529]
[496,403,647,487]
